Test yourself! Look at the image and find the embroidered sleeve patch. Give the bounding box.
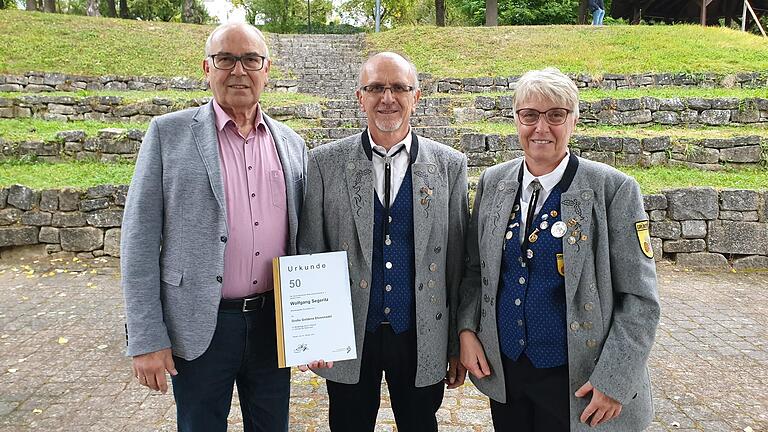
[635,220,654,259]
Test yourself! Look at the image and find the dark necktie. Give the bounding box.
[372,144,406,242]
[521,180,542,260]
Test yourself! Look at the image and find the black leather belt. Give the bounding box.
[219,291,272,312]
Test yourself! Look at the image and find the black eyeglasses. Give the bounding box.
[209,53,267,71]
[515,108,571,126]
[360,84,415,95]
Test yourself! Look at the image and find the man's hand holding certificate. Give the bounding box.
[272,251,357,368]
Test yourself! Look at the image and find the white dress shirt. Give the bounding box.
[368,129,412,205]
[519,152,570,242]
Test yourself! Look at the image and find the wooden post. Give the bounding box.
[742,0,748,31]
[701,0,707,25]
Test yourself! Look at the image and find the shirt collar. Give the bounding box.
[522,151,571,193]
[212,99,265,133]
[367,128,412,157]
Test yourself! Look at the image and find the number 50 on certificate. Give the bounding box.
[272,251,357,368]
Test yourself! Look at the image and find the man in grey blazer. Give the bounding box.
[121,23,306,432]
[458,68,660,431]
[298,52,469,431]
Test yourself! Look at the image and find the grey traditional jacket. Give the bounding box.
[298,132,469,387]
[458,156,660,431]
[121,101,307,360]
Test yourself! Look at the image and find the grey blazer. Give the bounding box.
[298,132,469,387]
[458,156,660,431]
[121,101,307,360]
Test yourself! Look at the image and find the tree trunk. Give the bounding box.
[119,0,129,18]
[485,0,497,26]
[26,0,37,11]
[43,0,55,12]
[182,0,193,22]
[578,0,589,24]
[106,0,116,17]
[87,0,100,16]
[435,0,445,26]
[0,0,5,9]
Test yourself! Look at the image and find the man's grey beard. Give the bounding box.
[373,117,403,132]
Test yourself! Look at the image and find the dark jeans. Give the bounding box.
[490,354,570,432]
[171,295,290,432]
[326,324,444,432]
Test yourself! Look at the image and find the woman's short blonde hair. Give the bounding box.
[512,68,579,118]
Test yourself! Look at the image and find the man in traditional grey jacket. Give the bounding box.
[298,52,469,431]
[121,23,306,432]
[458,68,660,431]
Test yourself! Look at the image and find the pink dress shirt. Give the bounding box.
[213,100,288,298]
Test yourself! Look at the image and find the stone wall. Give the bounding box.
[460,133,767,169]
[0,94,322,123]
[1,184,766,269]
[421,71,768,94]
[457,95,768,127]
[0,71,298,93]
[3,126,765,170]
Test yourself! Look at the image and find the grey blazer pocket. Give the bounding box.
[160,268,183,287]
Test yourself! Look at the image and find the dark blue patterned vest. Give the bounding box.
[497,186,568,368]
[366,167,415,334]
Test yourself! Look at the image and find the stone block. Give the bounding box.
[86,185,115,199]
[642,137,670,152]
[720,189,759,211]
[666,188,718,220]
[719,146,762,163]
[650,220,681,240]
[474,96,496,110]
[615,98,642,111]
[7,185,37,210]
[486,135,503,151]
[58,188,81,211]
[662,239,706,253]
[79,198,110,212]
[648,210,666,221]
[461,134,486,153]
[60,227,104,251]
[595,137,623,152]
[104,228,121,257]
[581,151,615,165]
[681,220,707,239]
[504,135,521,150]
[732,255,768,270]
[45,244,63,254]
[719,210,758,221]
[114,186,129,206]
[453,107,486,123]
[21,211,52,226]
[86,209,123,227]
[623,138,641,154]
[56,130,86,142]
[730,108,760,123]
[620,109,652,124]
[699,110,731,125]
[675,252,728,270]
[51,212,87,227]
[38,226,60,243]
[571,136,596,150]
[0,188,7,208]
[707,221,768,255]
[643,194,667,211]
[497,96,513,109]
[686,98,711,110]
[0,226,39,247]
[0,208,22,225]
[711,98,738,109]
[659,98,685,111]
[39,189,59,211]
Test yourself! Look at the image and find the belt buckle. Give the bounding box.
[242,295,265,312]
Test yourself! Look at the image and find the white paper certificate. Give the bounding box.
[272,251,357,368]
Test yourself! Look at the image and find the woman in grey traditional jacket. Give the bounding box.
[457,68,660,431]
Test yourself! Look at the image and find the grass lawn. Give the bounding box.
[0,161,135,189]
[0,90,325,106]
[463,122,768,138]
[1,161,766,193]
[370,25,768,77]
[0,119,144,142]
[0,10,287,78]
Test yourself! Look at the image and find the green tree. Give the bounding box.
[455,0,580,25]
[236,0,331,33]
[340,0,419,28]
[128,0,210,22]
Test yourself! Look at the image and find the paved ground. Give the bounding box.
[0,255,765,432]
